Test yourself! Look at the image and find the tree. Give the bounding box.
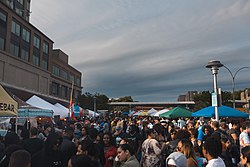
[193,91,211,111]
[109,96,134,112]
[193,91,233,111]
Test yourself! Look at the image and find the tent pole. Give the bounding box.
[15,117,18,133]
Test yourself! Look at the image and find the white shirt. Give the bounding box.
[206,157,225,167]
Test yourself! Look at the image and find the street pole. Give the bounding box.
[94,96,96,118]
[222,66,250,109]
[206,60,223,122]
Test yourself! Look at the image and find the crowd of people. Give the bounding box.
[0,115,250,167]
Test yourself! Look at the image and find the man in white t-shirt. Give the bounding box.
[239,123,250,149]
[202,136,226,167]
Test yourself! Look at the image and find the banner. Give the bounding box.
[0,85,18,116]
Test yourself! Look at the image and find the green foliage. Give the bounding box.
[193,91,211,111]
[193,91,233,111]
[77,92,109,110]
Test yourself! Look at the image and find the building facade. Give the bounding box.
[0,0,82,105]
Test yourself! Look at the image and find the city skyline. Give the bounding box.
[31,0,250,101]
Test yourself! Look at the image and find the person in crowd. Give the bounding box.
[0,132,22,167]
[141,128,161,167]
[102,132,117,167]
[201,125,213,143]
[240,146,250,167]
[202,136,226,167]
[220,122,228,134]
[22,127,44,157]
[239,123,250,149]
[79,126,88,142]
[31,132,65,167]
[117,143,139,167]
[188,128,198,148]
[165,151,187,167]
[193,145,207,167]
[113,126,127,147]
[127,124,143,160]
[88,127,106,166]
[227,120,240,139]
[37,124,53,141]
[74,123,82,140]
[220,134,234,167]
[177,139,198,167]
[103,119,110,133]
[166,129,191,157]
[8,149,31,167]
[60,126,77,165]
[67,154,97,167]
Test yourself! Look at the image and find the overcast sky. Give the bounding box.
[30,0,250,102]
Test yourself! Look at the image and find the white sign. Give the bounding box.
[212,92,218,107]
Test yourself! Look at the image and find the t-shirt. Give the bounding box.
[206,157,226,167]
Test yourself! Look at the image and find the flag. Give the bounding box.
[69,81,75,119]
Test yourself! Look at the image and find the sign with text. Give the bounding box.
[212,92,218,107]
[0,85,18,116]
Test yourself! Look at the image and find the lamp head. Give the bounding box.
[206,60,224,69]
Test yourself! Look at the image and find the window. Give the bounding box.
[69,74,74,82]
[0,11,6,22]
[22,27,30,42]
[41,58,48,70]
[6,1,14,9]
[27,1,30,11]
[52,66,60,76]
[15,8,23,17]
[52,82,59,96]
[61,85,68,98]
[0,37,4,50]
[21,49,29,61]
[10,43,19,57]
[17,0,24,5]
[32,54,39,66]
[11,20,20,36]
[76,78,81,86]
[33,35,40,48]
[43,42,48,54]
[61,70,68,80]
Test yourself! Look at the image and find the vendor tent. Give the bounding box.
[54,103,69,117]
[86,109,99,117]
[160,107,192,118]
[147,108,157,116]
[154,109,169,117]
[26,95,68,118]
[13,95,53,117]
[192,105,249,118]
[0,84,18,117]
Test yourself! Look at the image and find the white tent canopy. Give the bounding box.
[154,109,169,117]
[26,95,68,118]
[54,103,69,117]
[86,109,99,117]
[147,108,158,116]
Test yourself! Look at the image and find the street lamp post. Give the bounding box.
[206,60,223,122]
[222,66,250,109]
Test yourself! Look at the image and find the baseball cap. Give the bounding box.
[166,152,187,167]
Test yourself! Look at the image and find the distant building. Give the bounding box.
[178,91,198,102]
[0,0,82,105]
[240,88,250,111]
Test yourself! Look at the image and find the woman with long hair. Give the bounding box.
[141,128,161,167]
[102,132,117,167]
[177,138,198,167]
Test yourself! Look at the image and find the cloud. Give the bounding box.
[30,0,250,101]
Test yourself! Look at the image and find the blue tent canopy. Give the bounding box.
[192,105,249,118]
